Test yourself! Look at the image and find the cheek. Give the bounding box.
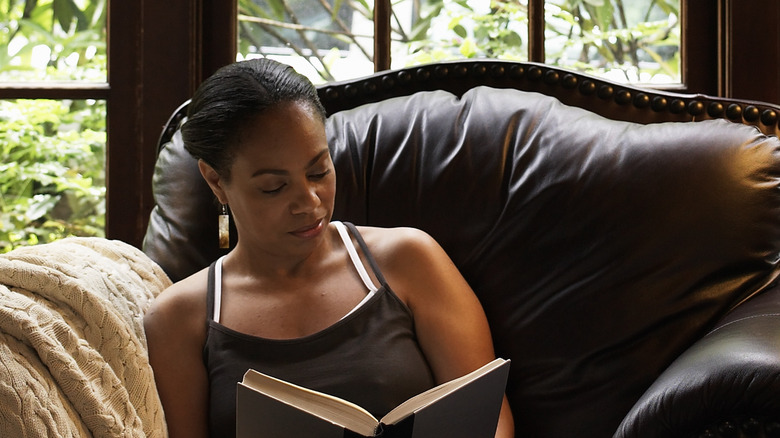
[322,175,337,204]
[229,192,277,225]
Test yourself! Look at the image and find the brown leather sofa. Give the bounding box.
[143,60,780,438]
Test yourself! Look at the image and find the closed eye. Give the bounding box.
[262,184,286,194]
[308,169,331,180]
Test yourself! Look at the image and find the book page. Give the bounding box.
[241,369,380,436]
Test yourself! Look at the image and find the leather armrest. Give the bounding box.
[615,283,780,438]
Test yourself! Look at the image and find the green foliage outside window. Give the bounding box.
[238,0,679,84]
[545,0,679,83]
[0,0,107,82]
[401,0,528,64]
[0,99,106,252]
[1,0,106,252]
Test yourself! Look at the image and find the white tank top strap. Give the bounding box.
[333,221,379,293]
[213,255,226,323]
[334,221,378,320]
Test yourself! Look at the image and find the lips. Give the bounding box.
[289,219,325,239]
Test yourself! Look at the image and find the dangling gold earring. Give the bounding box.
[218,204,230,249]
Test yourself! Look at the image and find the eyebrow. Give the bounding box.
[250,148,330,178]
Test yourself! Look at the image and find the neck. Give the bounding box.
[223,227,338,281]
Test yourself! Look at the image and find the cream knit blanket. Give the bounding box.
[0,237,172,437]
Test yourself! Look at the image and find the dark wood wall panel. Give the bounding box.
[722,0,780,104]
[108,0,202,247]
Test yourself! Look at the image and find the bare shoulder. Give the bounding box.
[353,226,447,276]
[144,267,210,339]
[354,226,459,304]
[355,225,442,260]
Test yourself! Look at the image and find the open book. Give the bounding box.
[236,358,510,438]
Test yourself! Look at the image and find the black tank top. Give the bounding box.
[203,222,435,437]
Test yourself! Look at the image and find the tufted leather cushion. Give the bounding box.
[143,86,780,437]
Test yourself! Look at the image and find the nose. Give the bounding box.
[290,182,321,215]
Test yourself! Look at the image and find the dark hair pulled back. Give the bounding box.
[181,58,326,179]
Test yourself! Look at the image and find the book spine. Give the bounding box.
[378,416,415,438]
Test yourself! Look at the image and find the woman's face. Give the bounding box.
[219,100,336,258]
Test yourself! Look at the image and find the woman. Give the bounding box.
[144,58,514,437]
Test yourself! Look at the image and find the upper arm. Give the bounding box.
[144,279,210,438]
[375,228,515,437]
[378,228,497,383]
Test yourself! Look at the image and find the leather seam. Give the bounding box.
[707,312,780,336]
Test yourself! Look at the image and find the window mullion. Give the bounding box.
[374,0,392,71]
[0,84,110,100]
[528,0,545,62]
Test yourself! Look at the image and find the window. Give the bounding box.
[545,0,680,84]
[0,0,107,251]
[237,0,375,83]
[237,0,680,86]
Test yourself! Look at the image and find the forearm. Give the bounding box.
[495,397,515,438]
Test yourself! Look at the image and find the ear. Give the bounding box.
[198,159,228,205]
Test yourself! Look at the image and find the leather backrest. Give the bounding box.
[143,85,780,437]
